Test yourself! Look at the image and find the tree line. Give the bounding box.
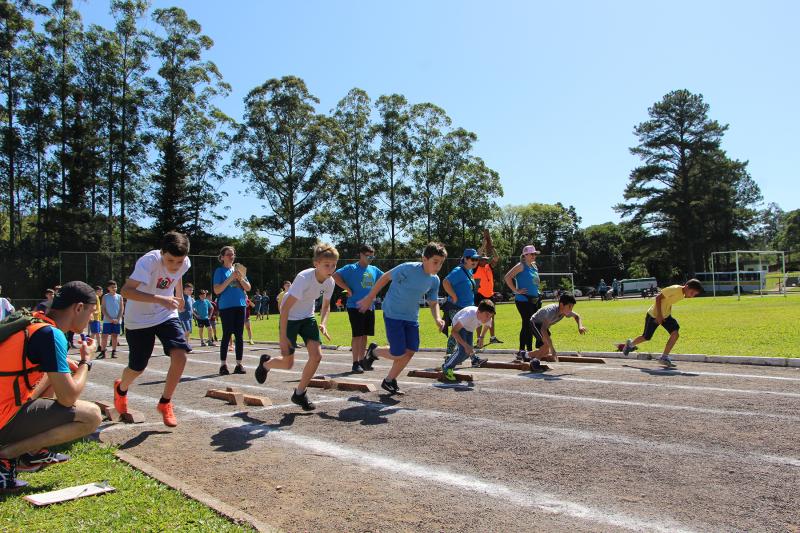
[1,1,796,298]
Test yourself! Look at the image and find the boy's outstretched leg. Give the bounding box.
[292,342,322,410]
[659,331,679,368]
[157,349,187,427]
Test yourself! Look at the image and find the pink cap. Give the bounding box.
[521,245,540,255]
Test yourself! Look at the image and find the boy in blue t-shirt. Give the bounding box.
[358,242,447,395]
[333,244,385,374]
[192,290,214,347]
[178,284,194,340]
[100,280,124,359]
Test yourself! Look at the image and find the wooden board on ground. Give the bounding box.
[205,388,271,406]
[24,481,115,506]
[557,356,605,364]
[98,403,144,424]
[307,377,376,392]
[407,369,473,382]
[308,377,335,389]
[481,361,531,371]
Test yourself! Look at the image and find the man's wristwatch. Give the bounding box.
[78,360,92,372]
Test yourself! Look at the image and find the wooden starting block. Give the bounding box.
[95,401,144,423]
[307,376,377,393]
[556,356,605,364]
[205,387,272,407]
[480,361,531,371]
[407,369,473,382]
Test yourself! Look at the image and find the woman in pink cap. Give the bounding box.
[503,245,541,361]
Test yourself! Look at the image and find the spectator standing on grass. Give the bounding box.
[473,250,502,346]
[260,291,270,319]
[620,279,704,368]
[358,243,447,396]
[441,300,495,382]
[88,285,102,347]
[213,246,250,376]
[112,232,192,428]
[254,243,337,411]
[244,296,255,345]
[0,281,102,492]
[333,244,385,374]
[193,290,215,347]
[99,281,124,359]
[503,245,542,362]
[0,285,14,322]
[179,283,195,340]
[277,280,291,313]
[208,295,219,343]
[252,290,262,320]
[442,248,481,355]
[612,278,620,300]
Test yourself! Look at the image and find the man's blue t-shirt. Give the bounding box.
[445,265,476,308]
[382,262,440,322]
[193,299,212,320]
[27,326,70,373]
[336,263,384,310]
[514,263,540,302]
[213,267,247,309]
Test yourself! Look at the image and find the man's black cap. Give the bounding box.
[51,281,98,310]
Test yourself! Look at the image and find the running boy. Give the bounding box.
[526,293,587,370]
[100,280,124,359]
[193,290,214,346]
[333,244,384,374]
[621,279,704,368]
[112,232,192,427]
[358,242,447,395]
[254,243,337,411]
[441,300,495,381]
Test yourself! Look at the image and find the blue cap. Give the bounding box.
[463,248,486,260]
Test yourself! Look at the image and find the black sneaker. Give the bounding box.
[351,361,364,374]
[233,364,246,375]
[95,350,106,360]
[530,358,549,372]
[291,390,315,411]
[471,357,487,368]
[111,350,117,359]
[516,350,531,362]
[361,343,378,370]
[219,364,230,376]
[381,378,400,395]
[0,458,27,492]
[255,354,271,384]
[17,449,71,473]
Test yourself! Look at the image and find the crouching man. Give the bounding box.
[0,281,102,491]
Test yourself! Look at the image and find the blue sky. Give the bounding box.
[80,0,799,237]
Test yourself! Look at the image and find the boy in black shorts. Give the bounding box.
[526,294,587,370]
[112,232,192,427]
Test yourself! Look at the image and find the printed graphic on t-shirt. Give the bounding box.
[156,277,174,290]
[361,271,377,289]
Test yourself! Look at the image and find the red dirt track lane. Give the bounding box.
[83,342,800,532]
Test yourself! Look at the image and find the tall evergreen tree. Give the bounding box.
[408,102,450,242]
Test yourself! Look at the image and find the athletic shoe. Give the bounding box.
[0,458,27,492]
[95,350,106,360]
[441,367,457,382]
[361,343,378,370]
[219,364,230,376]
[111,350,117,359]
[291,390,315,411]
[208,341,216,347]
[381,378,400,394]
[489,336,503,344]
[248,340,254,345]
[516,350,531,362]
[113,379,128,414]
[659,355,677,368]
[157,401,178,427]
[233,364,246,375]
[471,357,487,368]
[200,341,206,347]
[622,339,633,356]
[351,361,364,374]
[255,354,271,384]
[17,449,71,473]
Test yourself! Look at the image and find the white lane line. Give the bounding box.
[480,387,800,422]
[86,382,697,533]
[561,364,800,382]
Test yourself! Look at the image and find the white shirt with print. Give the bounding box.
[285,268,335,321]
[124,250,191,330]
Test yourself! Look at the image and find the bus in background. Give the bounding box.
[694,271,766,294]
[618,277,658,296]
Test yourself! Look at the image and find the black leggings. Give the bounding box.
[219,306,245,362]
[515,299,539,351]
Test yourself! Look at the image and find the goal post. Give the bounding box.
[709,250,786,300]
[536,271,575,299]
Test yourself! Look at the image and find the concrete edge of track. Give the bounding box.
[115,450,279,533]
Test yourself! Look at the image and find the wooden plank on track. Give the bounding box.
[557,356,605,364]
[407,369,473,382]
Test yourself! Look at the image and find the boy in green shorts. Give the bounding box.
[254,243,338,410]
[621,279,704,368]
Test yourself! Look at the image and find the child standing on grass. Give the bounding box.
[208,296,219,344]
[244,296,255,345]
[358,242,447,395]
[99,280,124,359]
[254,243,337,411]
[276,280,291,313]
[179,283,195,341]
[621,279,704,368]
[193,290,214,347]
[112,232,192,427]
[525,294,587,370]
[441,300,495,382]
[88,285,103,347]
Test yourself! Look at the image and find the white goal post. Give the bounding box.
[709,250,787,300]
[536,271,575,297]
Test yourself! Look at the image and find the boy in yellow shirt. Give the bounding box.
[621,279,703,367]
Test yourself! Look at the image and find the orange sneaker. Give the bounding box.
[113,379,128,414]
[156,401,177,427]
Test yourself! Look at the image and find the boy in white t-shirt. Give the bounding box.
[112,232,192,427]
[441,300,496,382]
[255,243,337,411]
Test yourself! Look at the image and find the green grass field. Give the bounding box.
[0,441,253,532]
[241,295,800,357]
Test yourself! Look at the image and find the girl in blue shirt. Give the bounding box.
[213,246,251,375]
[503,245,541,361]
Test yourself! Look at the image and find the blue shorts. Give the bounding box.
[89,320,102,334]
[180,318,193,333]
[102,322,121,335]
[384,316,420,356]
[125,317,192,372]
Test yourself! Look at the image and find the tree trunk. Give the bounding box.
[6,56,16,246]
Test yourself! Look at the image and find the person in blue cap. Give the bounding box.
[441,248,486,367]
